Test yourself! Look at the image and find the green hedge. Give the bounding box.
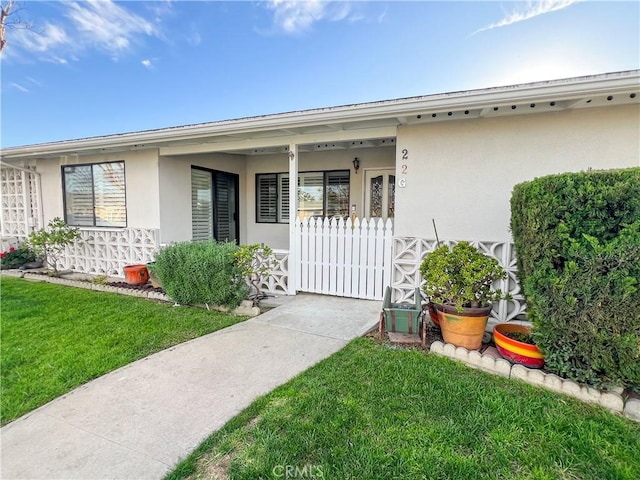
[153,240,248,309]
[510,168,640,391]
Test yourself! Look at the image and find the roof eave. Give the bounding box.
[2,70,638,160]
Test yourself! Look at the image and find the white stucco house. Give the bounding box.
[1,70,638,324]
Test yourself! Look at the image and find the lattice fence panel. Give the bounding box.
[1,168,31,240]
[60,228,160,276]
[392,237,527,326]
[259,249,290,295]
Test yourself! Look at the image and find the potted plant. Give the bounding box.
[493,323,544,368]
[419,241,507,350]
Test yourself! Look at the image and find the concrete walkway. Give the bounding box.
[1,294,381,480]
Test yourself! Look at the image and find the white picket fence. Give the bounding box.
[294,216,393,300]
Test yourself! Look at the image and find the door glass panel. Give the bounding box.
[326,171,350,218]
[388,175,395,219]
[215,173,237,243]
[369,175,383,217]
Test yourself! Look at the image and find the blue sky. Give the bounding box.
[1,1,638,148]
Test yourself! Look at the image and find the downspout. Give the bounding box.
[0,160,45,232]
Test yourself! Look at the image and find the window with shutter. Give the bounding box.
[256,170,350,223]
[278,174,290,223]
[63,161,126,227]
[257,174,277,223]
[191,168,214,241]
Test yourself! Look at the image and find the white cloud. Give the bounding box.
[12,23,69,53]
[473,0,581,35]
[26,76,42,87]
[11,83,29,93]
[265,0,355,34]
[142,59,152,68]
[65,0,158,56]
[4,0,165,63]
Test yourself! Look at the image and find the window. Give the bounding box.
[63,161,126,227]
[256,170,349,223]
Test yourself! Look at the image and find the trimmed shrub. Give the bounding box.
[510,168,640,391]
[153,240,248,309]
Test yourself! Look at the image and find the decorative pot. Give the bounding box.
[493,323,544,369]
[427,302,441,327]
[436,303,492,350]
[123,264,150,286]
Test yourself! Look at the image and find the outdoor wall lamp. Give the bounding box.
[353,157,360,174]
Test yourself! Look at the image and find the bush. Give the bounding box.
[510,168,640,391]
[153,240,248,309]
[28,217,80,275]
[0,245,36,269]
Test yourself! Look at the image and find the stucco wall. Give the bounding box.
[158,153,246,244]
[246,146,395,249]
[37,149,161,229]
[394,104,640,242]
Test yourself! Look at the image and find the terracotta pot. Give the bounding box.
[436,303,492,350]
[493,323,544,369]
[123,264,150,286]
[427,302,440,327]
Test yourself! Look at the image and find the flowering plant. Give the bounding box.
[0,245,37,269]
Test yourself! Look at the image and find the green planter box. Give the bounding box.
[383,287,422,334]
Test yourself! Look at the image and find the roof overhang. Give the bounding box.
[1,70,638,161]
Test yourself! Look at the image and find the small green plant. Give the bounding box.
[153,240,248,309]
[92,274,108,285]
[28,218,80,276]
[0,245,36,269]
[420,241,507,312]
[234,244,276,306]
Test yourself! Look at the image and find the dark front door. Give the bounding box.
[191,167,239,243]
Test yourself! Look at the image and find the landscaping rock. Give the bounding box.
[467,350,483,368]
[543,373,564,393]
[579,386,602,404]
[443,343,456,359]
[494,358,512,378]
[454,346,469,362]
[599,393,624,413]
[561,380,582,398]
[480,354,496,373]
[527,369,546,387]
[510,364,529,381]
[429,341,444,355]
[624,398,640,422]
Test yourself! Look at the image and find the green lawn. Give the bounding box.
[0,276,247,425]
[169,338,640,480]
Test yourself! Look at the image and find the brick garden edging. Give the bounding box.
[430,340,640,423]
[1,270,260,317]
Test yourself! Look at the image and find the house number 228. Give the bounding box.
[399,149,408,188]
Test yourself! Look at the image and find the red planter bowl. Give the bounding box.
[123,264,150,286]
[493,323,544,369]
[427,302,440,327]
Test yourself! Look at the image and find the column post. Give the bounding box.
[287,143,299,295]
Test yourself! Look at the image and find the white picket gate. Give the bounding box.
[294,217,393,300]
